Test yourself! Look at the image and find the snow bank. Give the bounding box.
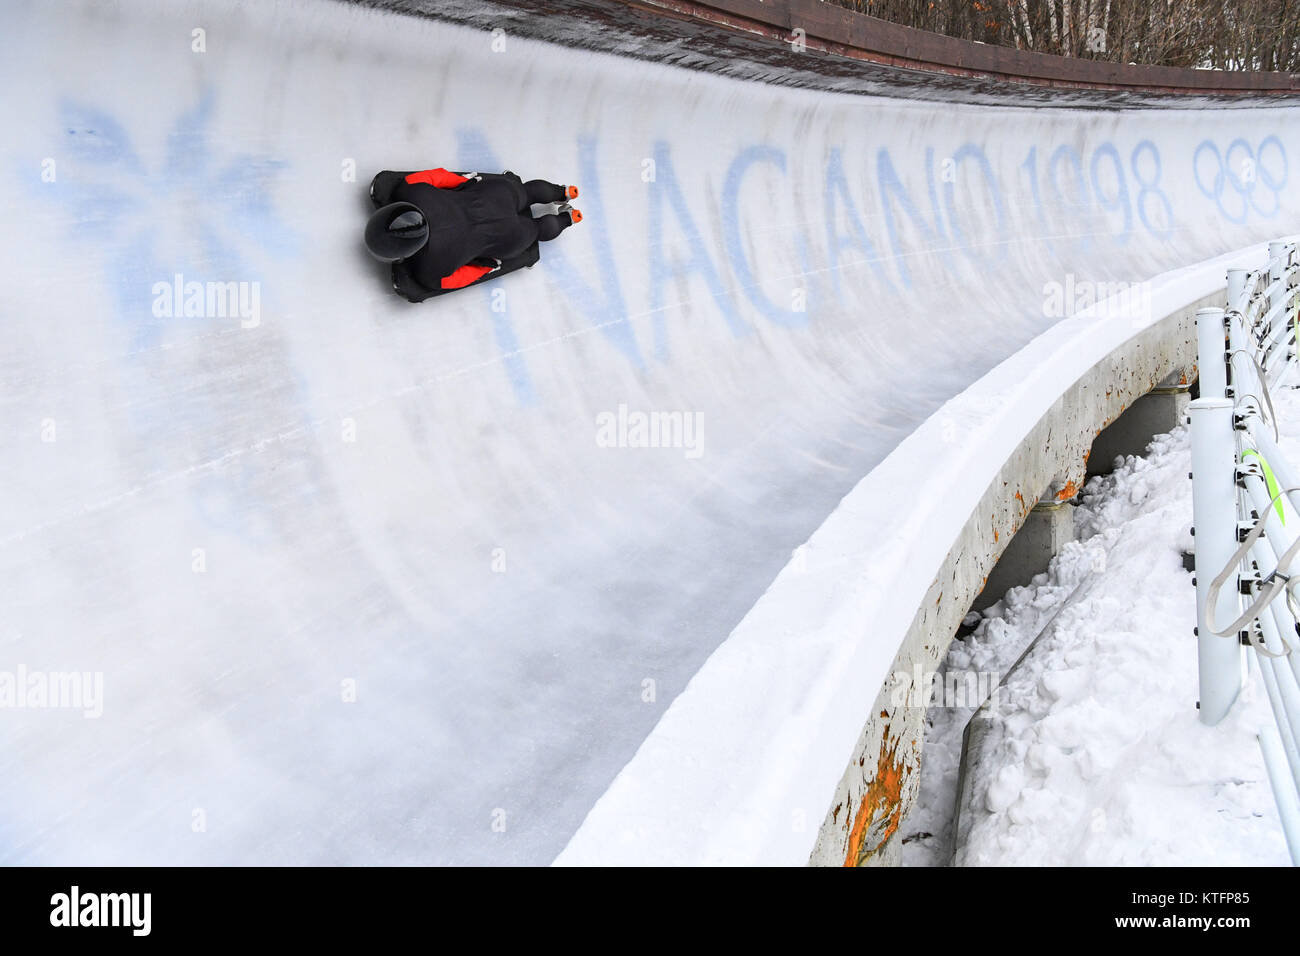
[935,422,1287,866]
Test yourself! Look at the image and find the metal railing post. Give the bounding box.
[1227,268,1249,313]
[1196,307,1228,399]
[1270,241,1288,316]
[1190,396,1242,725]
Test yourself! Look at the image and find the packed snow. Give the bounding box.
[902,410,1292,866]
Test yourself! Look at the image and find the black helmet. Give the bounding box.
[365,202,428,263]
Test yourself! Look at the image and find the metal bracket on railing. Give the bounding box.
[1235,396,1272,435]
[1229,348,1280,441]
[1237,460,1266,490]
[1205,483,1300,653]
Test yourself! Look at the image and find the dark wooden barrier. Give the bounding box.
[362,0,1300,102]
[628,0,1300,93]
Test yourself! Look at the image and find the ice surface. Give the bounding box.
[2,0,1299,864]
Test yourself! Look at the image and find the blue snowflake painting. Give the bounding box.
[47,89,296,349]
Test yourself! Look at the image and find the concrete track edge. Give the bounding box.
[817,291,1214,866]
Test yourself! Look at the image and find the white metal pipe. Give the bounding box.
[1253,596,1300,741]
[1262,331,1289,370]
[1264,649,1300,752]
[1256,288,1300,365]
[1266,589,1299,657]
[1191,396,1243,724]
[1258,293,1293,347]
[1258,657,1300,795]
[1232,350,1271,404]
[1266,597,1298,657]
[1259,724,1300,865]
[1228,268,1249,316]
[1270,241,1288,314]
[1244,422,1300,676]
[1244,536,1295,658]
[1268,243,1291,376]
[1229,304,1251,390]
[1290,632,1300,691]
[1241,471,1290,556]
[1239,464,1300,661]
[1197,307,1228,399]
[1250,428,1300,503]
[1240,486,1288,570]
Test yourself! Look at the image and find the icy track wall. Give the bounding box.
[1,0,1298,866]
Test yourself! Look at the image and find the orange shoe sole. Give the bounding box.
[566,185,579,200]
[570,208,583,224]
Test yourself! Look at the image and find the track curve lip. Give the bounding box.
[1,0,1298,865]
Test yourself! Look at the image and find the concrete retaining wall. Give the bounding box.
[813,290,1216,865]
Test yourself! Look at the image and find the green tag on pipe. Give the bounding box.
[1244,448,1285,525]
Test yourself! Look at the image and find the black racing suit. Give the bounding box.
[378,169,572,295]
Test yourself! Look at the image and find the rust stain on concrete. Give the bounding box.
[1057,479,1078,500]
[842,734,906,866]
